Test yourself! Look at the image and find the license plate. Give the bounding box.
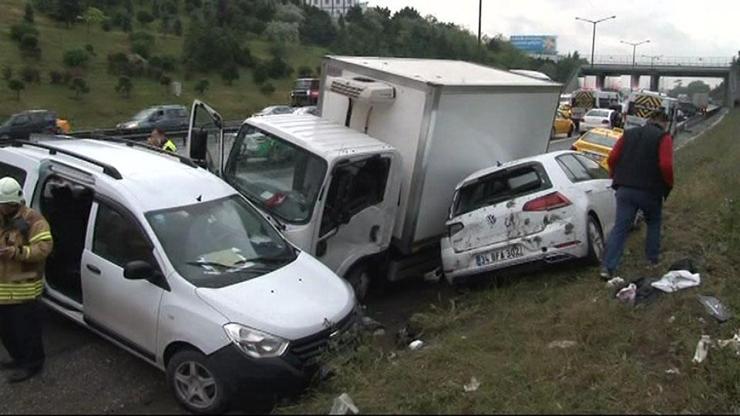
[475,245,524,267]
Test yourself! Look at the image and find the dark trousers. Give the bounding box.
[603,186,664,273]
[0,300,45,370]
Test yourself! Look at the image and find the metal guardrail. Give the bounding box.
[67,120,243,141]
[588,55,733,68]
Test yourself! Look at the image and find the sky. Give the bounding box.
[366,0,739,88]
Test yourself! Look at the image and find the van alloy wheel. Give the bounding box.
[173,361,218,411]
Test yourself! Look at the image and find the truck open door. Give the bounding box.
[186,100,224,176]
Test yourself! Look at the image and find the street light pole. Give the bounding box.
[477,0,483,48]
[576,15,616,67]
[620,40,650,67]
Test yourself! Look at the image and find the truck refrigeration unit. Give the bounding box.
[186,56,562,298]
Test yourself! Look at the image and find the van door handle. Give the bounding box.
[86,264,101,275]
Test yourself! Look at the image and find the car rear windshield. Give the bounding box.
[586,110,609,117]
[453,163,552,217]
[294,79,319,89]
[581,130,619,148]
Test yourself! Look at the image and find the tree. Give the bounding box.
[2,66,12,81]
[70,77,90,98]
[81,7,106,34]
[259,82,275,96]
[194,79,209,95]
[8,79,25,100]
[63,49,89,68]
[49,70,64,84]
[56,0,82,27]
[300,6,336,46]
[221,65,239,85]
[172,18,183,36]
[297,65,313,78]
[19,34,42,58]
[24,2,34,23]
[159,75,172,91]
[252,64,268,84]
[136,10,154,25]
[20,66,40,83]
[264,21,299,43]
[114,76,133,98]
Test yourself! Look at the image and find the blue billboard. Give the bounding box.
[509,35,558,55]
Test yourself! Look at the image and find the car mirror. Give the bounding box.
[189,129,208,161]
[123,261,154,280]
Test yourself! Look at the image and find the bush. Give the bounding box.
[49,70,64,84]
[297,65,314,78]
[267,56,293,79]
[194,78,209,95]
[159,75,172,88]
[259,82,275,96]
[112,12,132,32]
[221,65,239,85]
[2,66,12,81]
[107,52,131,76]
[63,49,89,68]
[114,76,133,98]
[101,19,112,32]
[253,64,269,84]
[10,23,38,42]
[70,77,90,98]
[19,34,41,58]
[24,2,34,23]
[85,44,96,56]
[129,32,155,59]
[149,55,177,72]
[20,66,40,83]
[173,18,183,36]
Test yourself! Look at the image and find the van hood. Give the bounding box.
[195,252,356,341]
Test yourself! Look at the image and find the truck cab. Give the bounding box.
[187,101,401,298]
[624,90,679,135]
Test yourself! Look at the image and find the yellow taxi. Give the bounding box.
[571,127,623,170]
[552,109,575,138]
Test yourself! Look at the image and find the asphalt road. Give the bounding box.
[0,111,726,414]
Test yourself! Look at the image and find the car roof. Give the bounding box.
[246,114,395,161]
[4,138,236,213]
[581,128,622,138]
[456,151,576,190]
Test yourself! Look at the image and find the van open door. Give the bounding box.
[186,100,224,176]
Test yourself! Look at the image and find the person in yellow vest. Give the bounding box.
[0,177,53,383]
[147,128,177,153]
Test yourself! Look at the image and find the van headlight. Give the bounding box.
[223,323,289,359]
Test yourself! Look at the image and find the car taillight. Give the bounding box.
[447,223,464,238]
[310,90,319,97]
[570,145,577,151]
[523,192,572,212]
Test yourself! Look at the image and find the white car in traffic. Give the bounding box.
[441,151,616,282]
[580,109,616,132]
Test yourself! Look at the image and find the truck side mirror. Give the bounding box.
[190,129,208,161]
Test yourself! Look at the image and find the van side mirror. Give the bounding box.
[190,129,208,161]
[124,261,154,280]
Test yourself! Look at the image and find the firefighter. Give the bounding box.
[147,128,177,153]
[0,177,53,383]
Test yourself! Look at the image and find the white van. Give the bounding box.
[0,138,357,414]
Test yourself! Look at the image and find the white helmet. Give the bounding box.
[0,177,24,205]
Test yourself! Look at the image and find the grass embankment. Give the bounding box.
[0,1,325,129]
[282,109,740,413]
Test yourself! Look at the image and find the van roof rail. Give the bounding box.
[11,140,123,180]
[85,136,199,169]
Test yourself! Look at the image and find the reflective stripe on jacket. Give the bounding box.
[162,139,177,152]
[0,205,53,304]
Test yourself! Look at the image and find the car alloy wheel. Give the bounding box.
[173,361,218,411]
[587,217,605,264]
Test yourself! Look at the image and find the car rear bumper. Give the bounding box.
[441,220,588,282]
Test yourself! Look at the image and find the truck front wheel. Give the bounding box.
[345,265,371,301]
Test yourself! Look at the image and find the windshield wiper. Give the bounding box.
[186,259,247,269]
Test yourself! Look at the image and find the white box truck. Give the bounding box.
[186,56,561,298]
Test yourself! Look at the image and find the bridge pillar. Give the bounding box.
[630,74,641,90]
[726,69,737,108]
[650,74,660,92]
[596,74,607,90]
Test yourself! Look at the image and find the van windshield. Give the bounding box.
[223,123,327,224]
[146,195,297,288]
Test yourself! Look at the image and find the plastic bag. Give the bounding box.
[616,283,637,304]
[697,295,733,322]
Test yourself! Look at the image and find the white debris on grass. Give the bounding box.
[651,270,701,293]
[692,335,711,363]
[329,393,359,415]
[463,377,481,393]
[547,340,577,349]
[408,340,424,351]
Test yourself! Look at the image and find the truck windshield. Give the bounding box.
[224,123,327,224]
[146,195,297,289]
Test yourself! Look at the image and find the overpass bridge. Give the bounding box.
[577,56,738,107]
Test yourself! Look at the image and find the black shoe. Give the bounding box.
[6,366,42,384]
[0,359,19,371]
